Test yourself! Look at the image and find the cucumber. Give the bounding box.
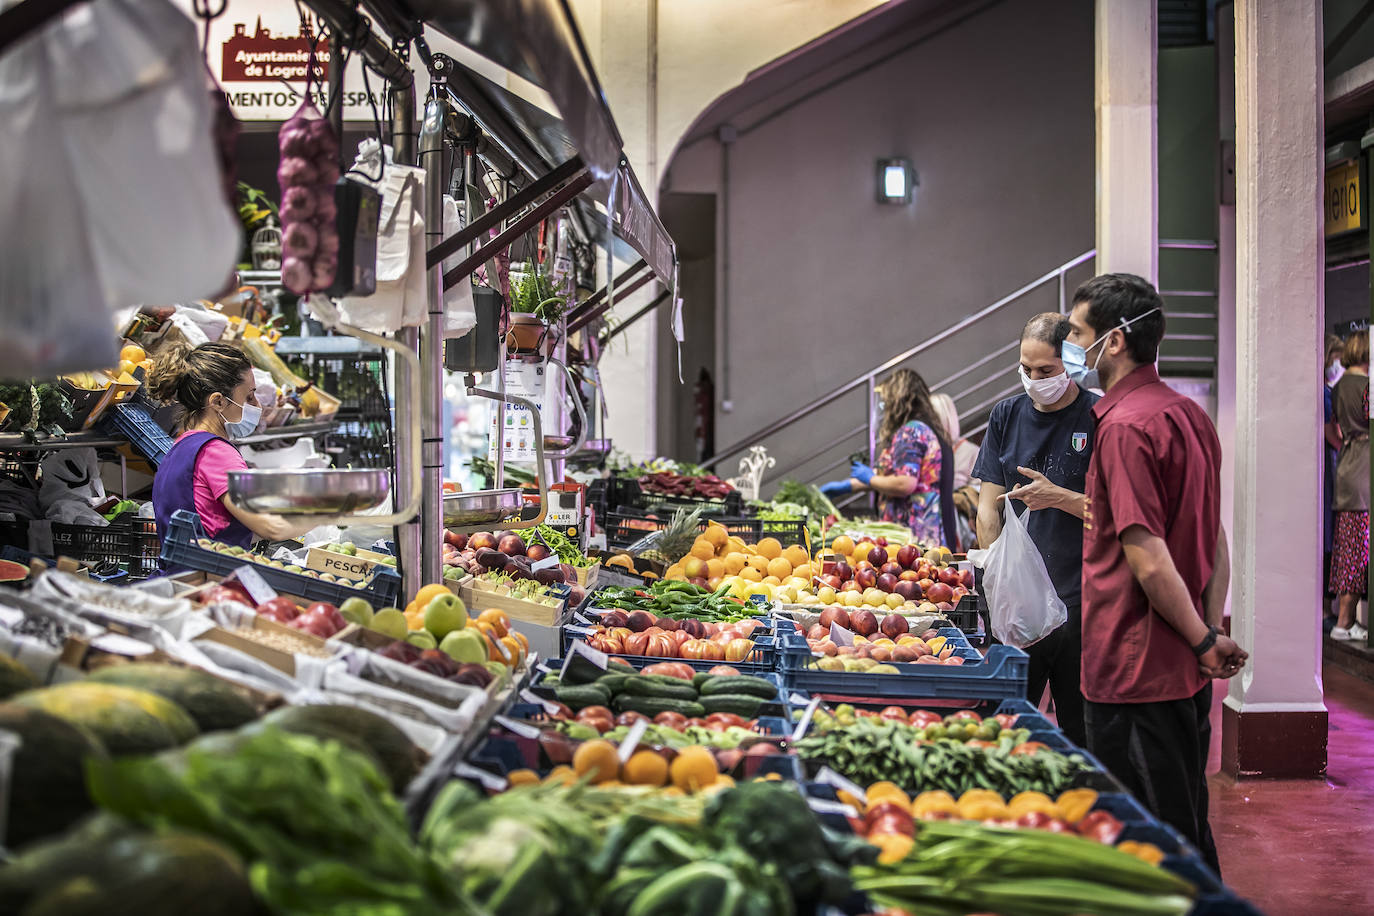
[697,675,778,699]
[612,696,705,719]
[618,677,699,701]
[594,673,634,695]
[699,694,765,717]
[554,683,612,710]
[692,672,714,690]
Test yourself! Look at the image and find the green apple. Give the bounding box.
[380,556,397,567]
[482,660,511,685]
[370,608,408,640]
[440,629,488,664]
[339,597,374,627]
[338,543,358,557]
[406,630,437,650]
[423,593,467,639]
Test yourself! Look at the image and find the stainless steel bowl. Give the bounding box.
[227,469,391,515]
[442,487,522,527]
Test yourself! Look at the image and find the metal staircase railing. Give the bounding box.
[704,241,1218,496]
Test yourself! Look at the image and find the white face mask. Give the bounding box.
[219,398,262,439]
[1327,361,1345,386]
[1019,366,1072,406]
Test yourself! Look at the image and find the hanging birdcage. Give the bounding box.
[251,217,282,270]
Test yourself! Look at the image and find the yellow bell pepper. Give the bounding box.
[868,832,915,864]
[956,798,1011,821]
[911,790,958,818]
[1007,790,1058,819]
[1116,841,1166,866]
[1055,788,1099,824]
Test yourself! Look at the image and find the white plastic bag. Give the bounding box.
[338,140,427,333]
[442,194,477,337]
[966,501,1066,648]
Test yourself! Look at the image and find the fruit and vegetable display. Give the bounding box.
[794,707,1094,797]
[547,712,772,750]
[636,469,735,501]
[852,819,1197,916]
[194,537,389,584]
[814,536,971,610]
[441,528,588,597]
[586,580,767,622]
[577,614,769,663]
[419,778,872,916]
[799,617,969,671]
[365,585,530,686]
[467,569,574,607]
[316,541,399,567]
[540,662,780,723]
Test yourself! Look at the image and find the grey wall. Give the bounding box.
[661,0,1094,489]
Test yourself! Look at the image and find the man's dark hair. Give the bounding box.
[1021,312,1072,355]
[1071,273,1166,364]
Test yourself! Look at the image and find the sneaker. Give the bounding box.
[1331,623,1369,641]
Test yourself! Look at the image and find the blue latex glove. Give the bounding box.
[849,461,875,485]
[819,479,853,498]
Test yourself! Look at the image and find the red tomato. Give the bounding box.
[645,634,676,658]
[1010,741,1049,756]
[723,638,755,663]
[908,710,942,728]
[623,632,651,656]
[994,713,1019,730]
[878,706,909,722]
[707,664,740,676]
[643,662,693,680]
[653,711,689,729]
[947,710,982,723]
[679,639,710,660]
[867,814,916,836]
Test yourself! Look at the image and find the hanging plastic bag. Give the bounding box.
[966,501,1066,648]
[0,21,114,376]
[442,194,477,337]
[44,0,240,308]
[338,140,427,333]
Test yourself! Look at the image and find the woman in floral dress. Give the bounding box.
[1330,330,1370,641]
[821,368,955,547]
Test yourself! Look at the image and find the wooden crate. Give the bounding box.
[306,545,396,582]
[194,614,347,676]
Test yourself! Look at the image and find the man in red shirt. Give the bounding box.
[1065,273,1247,874]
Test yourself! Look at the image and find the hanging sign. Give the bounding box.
[488,360,547,463]
[1325,160,1362,238]
[171,1,378,121]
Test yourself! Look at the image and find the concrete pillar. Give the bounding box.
[1215,2,1237,632]
[1223,0,1327,778]
[1095,0,1158,283]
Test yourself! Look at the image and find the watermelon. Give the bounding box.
[0,654,37,699]
[0,704,109,848]
[12,683,199,755]
[87,664,259,733]
[0,558,27,583]
[248,704,424,792]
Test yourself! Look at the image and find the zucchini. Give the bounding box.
[554,683,612,711]
[618,677,699,701]
[595,673,634,695]
[699,694,765,717]
[697,675,778,699]
[612,696,705,719]
[691,672,714,690]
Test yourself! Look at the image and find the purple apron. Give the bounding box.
[153,431,253,571]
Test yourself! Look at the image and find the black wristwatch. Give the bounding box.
[1191,625,1221,657]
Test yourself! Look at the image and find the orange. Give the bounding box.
[738,566,763,583]
[477,609,510,638]
[723,554,748,575]
[119,344,146,364]
[511,630,529,653]
[573,739,620,783]
[701,524,729,550]
[762,575,782,587]
[500,635,524,665]
[622,750,669,786]
[783,545,811,568]
[669,746,718,792]
[705,558,725,580]
[413,583,453,609]
[831,535,856,557]
[791,562,815,581]
[725,536,749,555]
[755,537,783,560]
[766,557,793,580]
[506,768,540,786]
[689,538,716,561]
[544,765,577,786]
[746,555,770,574]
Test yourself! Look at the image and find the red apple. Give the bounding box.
[497,534,527,556]
[257,596,300,621]
[876,573,899,593]
[938,567,962,586]
[868,546,888,567]
[880,562,903,579]
[899,569,922,583]
[880,613,910,639]
[959,569,975,589]
[926,582,955,604]
[444,529,467,549]
[818,606,851,630]
[818,573,843,590]
[875,537,888,547]
[896,544,920,569]
[893,580,922,602]
[526,543,552,562]
[468,532,497,551]
[807,624,828,640]
[855,567,878,590]
[304,602,344,630]
[833,559,853,582]
[840,580,862,593]
[850,609,879,637]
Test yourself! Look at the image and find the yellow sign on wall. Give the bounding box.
[1325,161,1362,237]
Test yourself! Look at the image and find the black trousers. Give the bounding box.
[1026,604,1085,749]
[1084,683,1221,876]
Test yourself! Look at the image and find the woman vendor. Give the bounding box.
[149,342,328,566]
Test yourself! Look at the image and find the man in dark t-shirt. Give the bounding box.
[973,313,1096,747]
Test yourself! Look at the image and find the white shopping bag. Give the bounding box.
[338,140,427,333]
[967,501,1067,648]
[442,194,477,337]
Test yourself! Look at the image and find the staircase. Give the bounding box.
[703,240,1218,497]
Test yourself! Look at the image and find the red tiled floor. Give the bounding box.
[1207,664,1374,915]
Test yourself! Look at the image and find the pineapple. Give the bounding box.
[638,505,703,566]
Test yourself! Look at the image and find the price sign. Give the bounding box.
[492,715,541,739]
[230,566,277,605]
[791,696,823,742]
[616,718,650,763]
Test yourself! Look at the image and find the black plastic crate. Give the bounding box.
[607,476,743,517]
[48,513,159,580]
[284,350,392,469]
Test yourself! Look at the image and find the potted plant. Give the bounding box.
[507,265,568,353]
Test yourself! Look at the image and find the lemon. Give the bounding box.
[842,590,862,608]
[817,586,837,604]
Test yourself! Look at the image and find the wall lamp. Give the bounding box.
[877,157,916,205]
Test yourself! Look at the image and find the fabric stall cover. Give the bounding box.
[0,0,240,376]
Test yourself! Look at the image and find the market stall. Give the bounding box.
[0,1,1267,915]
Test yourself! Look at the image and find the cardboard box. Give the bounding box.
[458,580,565,628]
[306,545,396,582]
[194,615,347,676]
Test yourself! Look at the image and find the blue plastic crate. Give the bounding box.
[100,399,176,466]
[776,623,1028,700]
[160,509,401,607]
[531,664,791,717]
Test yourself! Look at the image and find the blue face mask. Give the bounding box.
[1062,308,1161,389]
[219,399,262,439]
